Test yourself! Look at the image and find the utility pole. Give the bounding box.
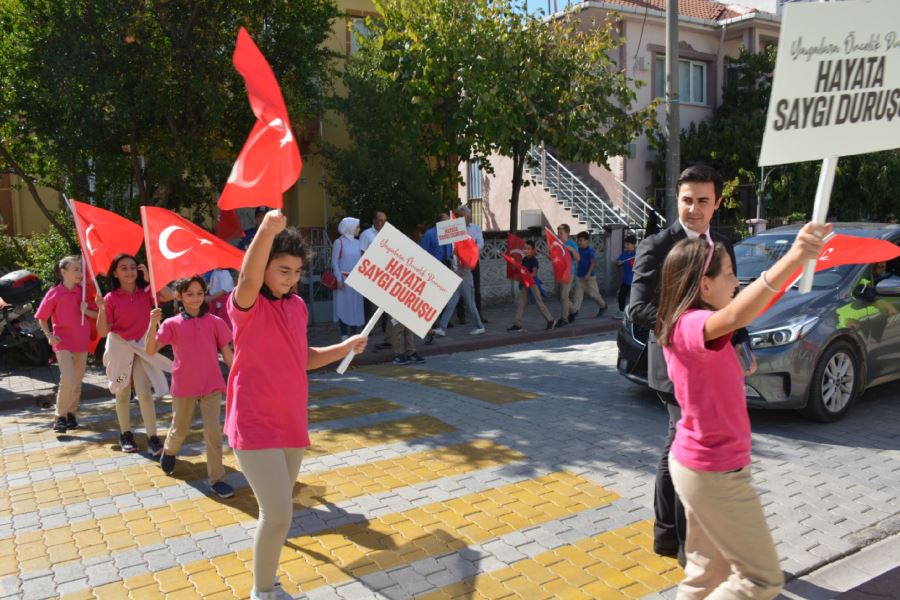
[665,0,680,225]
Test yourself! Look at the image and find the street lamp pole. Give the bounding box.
[665,0,680,226]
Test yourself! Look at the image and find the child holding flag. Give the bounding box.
[655,222,827,598]
[95,254,174,455]
[146,275,235,499]
[227,210,366,600]
[508,241,555,332]
[35,256,98,433]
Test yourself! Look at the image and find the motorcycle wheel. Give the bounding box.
[21,338,51,366]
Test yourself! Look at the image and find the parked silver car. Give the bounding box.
[616,223,900,422]
[738,223,900,421]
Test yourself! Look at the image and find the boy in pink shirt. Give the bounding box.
[228,210,367,600]
[656,223,827,599]
[146,275,234,498]
[36,256,98,433]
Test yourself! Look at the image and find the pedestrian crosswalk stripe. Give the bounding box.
[363,365,541,404]
[58,472,616,599]
[6,440,524,575]
[0,415,455,517]
[418,520,681,599]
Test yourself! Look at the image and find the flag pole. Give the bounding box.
[798,156,837,294]
[139,206,159,309]
[64,195,97,325]
[336,307,384,375]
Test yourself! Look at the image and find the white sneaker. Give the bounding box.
[432,328,446,337]
[469,327,486,335]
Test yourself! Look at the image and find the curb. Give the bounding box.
[3,315,623,410]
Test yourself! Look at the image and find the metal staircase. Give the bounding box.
[524,146,665,236]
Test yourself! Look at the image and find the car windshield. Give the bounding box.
[734,234,855,289]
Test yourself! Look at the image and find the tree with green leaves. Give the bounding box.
[471,4,657,231]
[0,0,339,225]
[321,45,439,235]
[656,45,900,223]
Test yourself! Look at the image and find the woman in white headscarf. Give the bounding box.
[332,217,365,340]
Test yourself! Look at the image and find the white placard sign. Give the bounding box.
[345,222,461,338]
[436,217,468,246]
[759,0,900,166]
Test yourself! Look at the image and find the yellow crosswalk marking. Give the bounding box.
[0,415,454,517]
[419,520,682,599]
[362,366,541,404]
[60,472,615,599]
[7,440,523,575]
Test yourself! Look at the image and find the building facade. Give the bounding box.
[461,0,781,234]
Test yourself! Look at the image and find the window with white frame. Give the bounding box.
[349,18,371,54]
[467,161,483,200]
[655,56,707,105]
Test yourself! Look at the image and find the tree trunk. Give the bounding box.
[0,141,77,248]
[510,141,525,232]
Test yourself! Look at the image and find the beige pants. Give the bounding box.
[557,279,574,320]
[114,358,157,437]
[670,454,784,600]
[390,320,416,356]
[573,276,606,313]
[164,392,225,484]
[55,350,87,417]
[514,286,552,327]
[235,448,306,594]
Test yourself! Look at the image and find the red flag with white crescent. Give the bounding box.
[503,253,534,288]
[759,233,900,314]
[545,227,572,284]
[506,233,527,280]
[218,27,302,210]
[141,207,244,292]
[69,200,144,277]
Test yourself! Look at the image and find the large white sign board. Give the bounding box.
[345,223,461,339]
[759,0,900,166]
[436,217,468,246]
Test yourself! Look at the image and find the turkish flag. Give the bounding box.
[141,207,244,292]
[506,233,527,280]
[455,237,480,270]
[83,277,102,354]
[503,254,534,288]
[69,200,144,277]
[215,208,244,243]
[218,27,303,210]
[545,227,572,284]
[760,233,900,314]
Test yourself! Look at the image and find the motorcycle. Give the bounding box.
[0,269,51,366]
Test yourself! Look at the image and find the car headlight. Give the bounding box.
[749,315,819,349]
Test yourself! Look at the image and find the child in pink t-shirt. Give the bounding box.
[228,210,367,600]
[35,256,98,433]
[655,222,828,600]
[95,253,174,456]
[146,275,234,499]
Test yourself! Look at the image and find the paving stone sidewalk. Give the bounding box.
[3,317,893,598]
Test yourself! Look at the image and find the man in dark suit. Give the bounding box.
[629,165,738,563]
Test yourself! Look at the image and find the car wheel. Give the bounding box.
[803,341,858,422]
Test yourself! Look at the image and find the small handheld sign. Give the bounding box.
[436,217,468,246]
[336,223,461,373]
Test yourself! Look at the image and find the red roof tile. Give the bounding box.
[593,0,759,21]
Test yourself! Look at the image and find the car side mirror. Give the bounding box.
[875,275,900,297]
